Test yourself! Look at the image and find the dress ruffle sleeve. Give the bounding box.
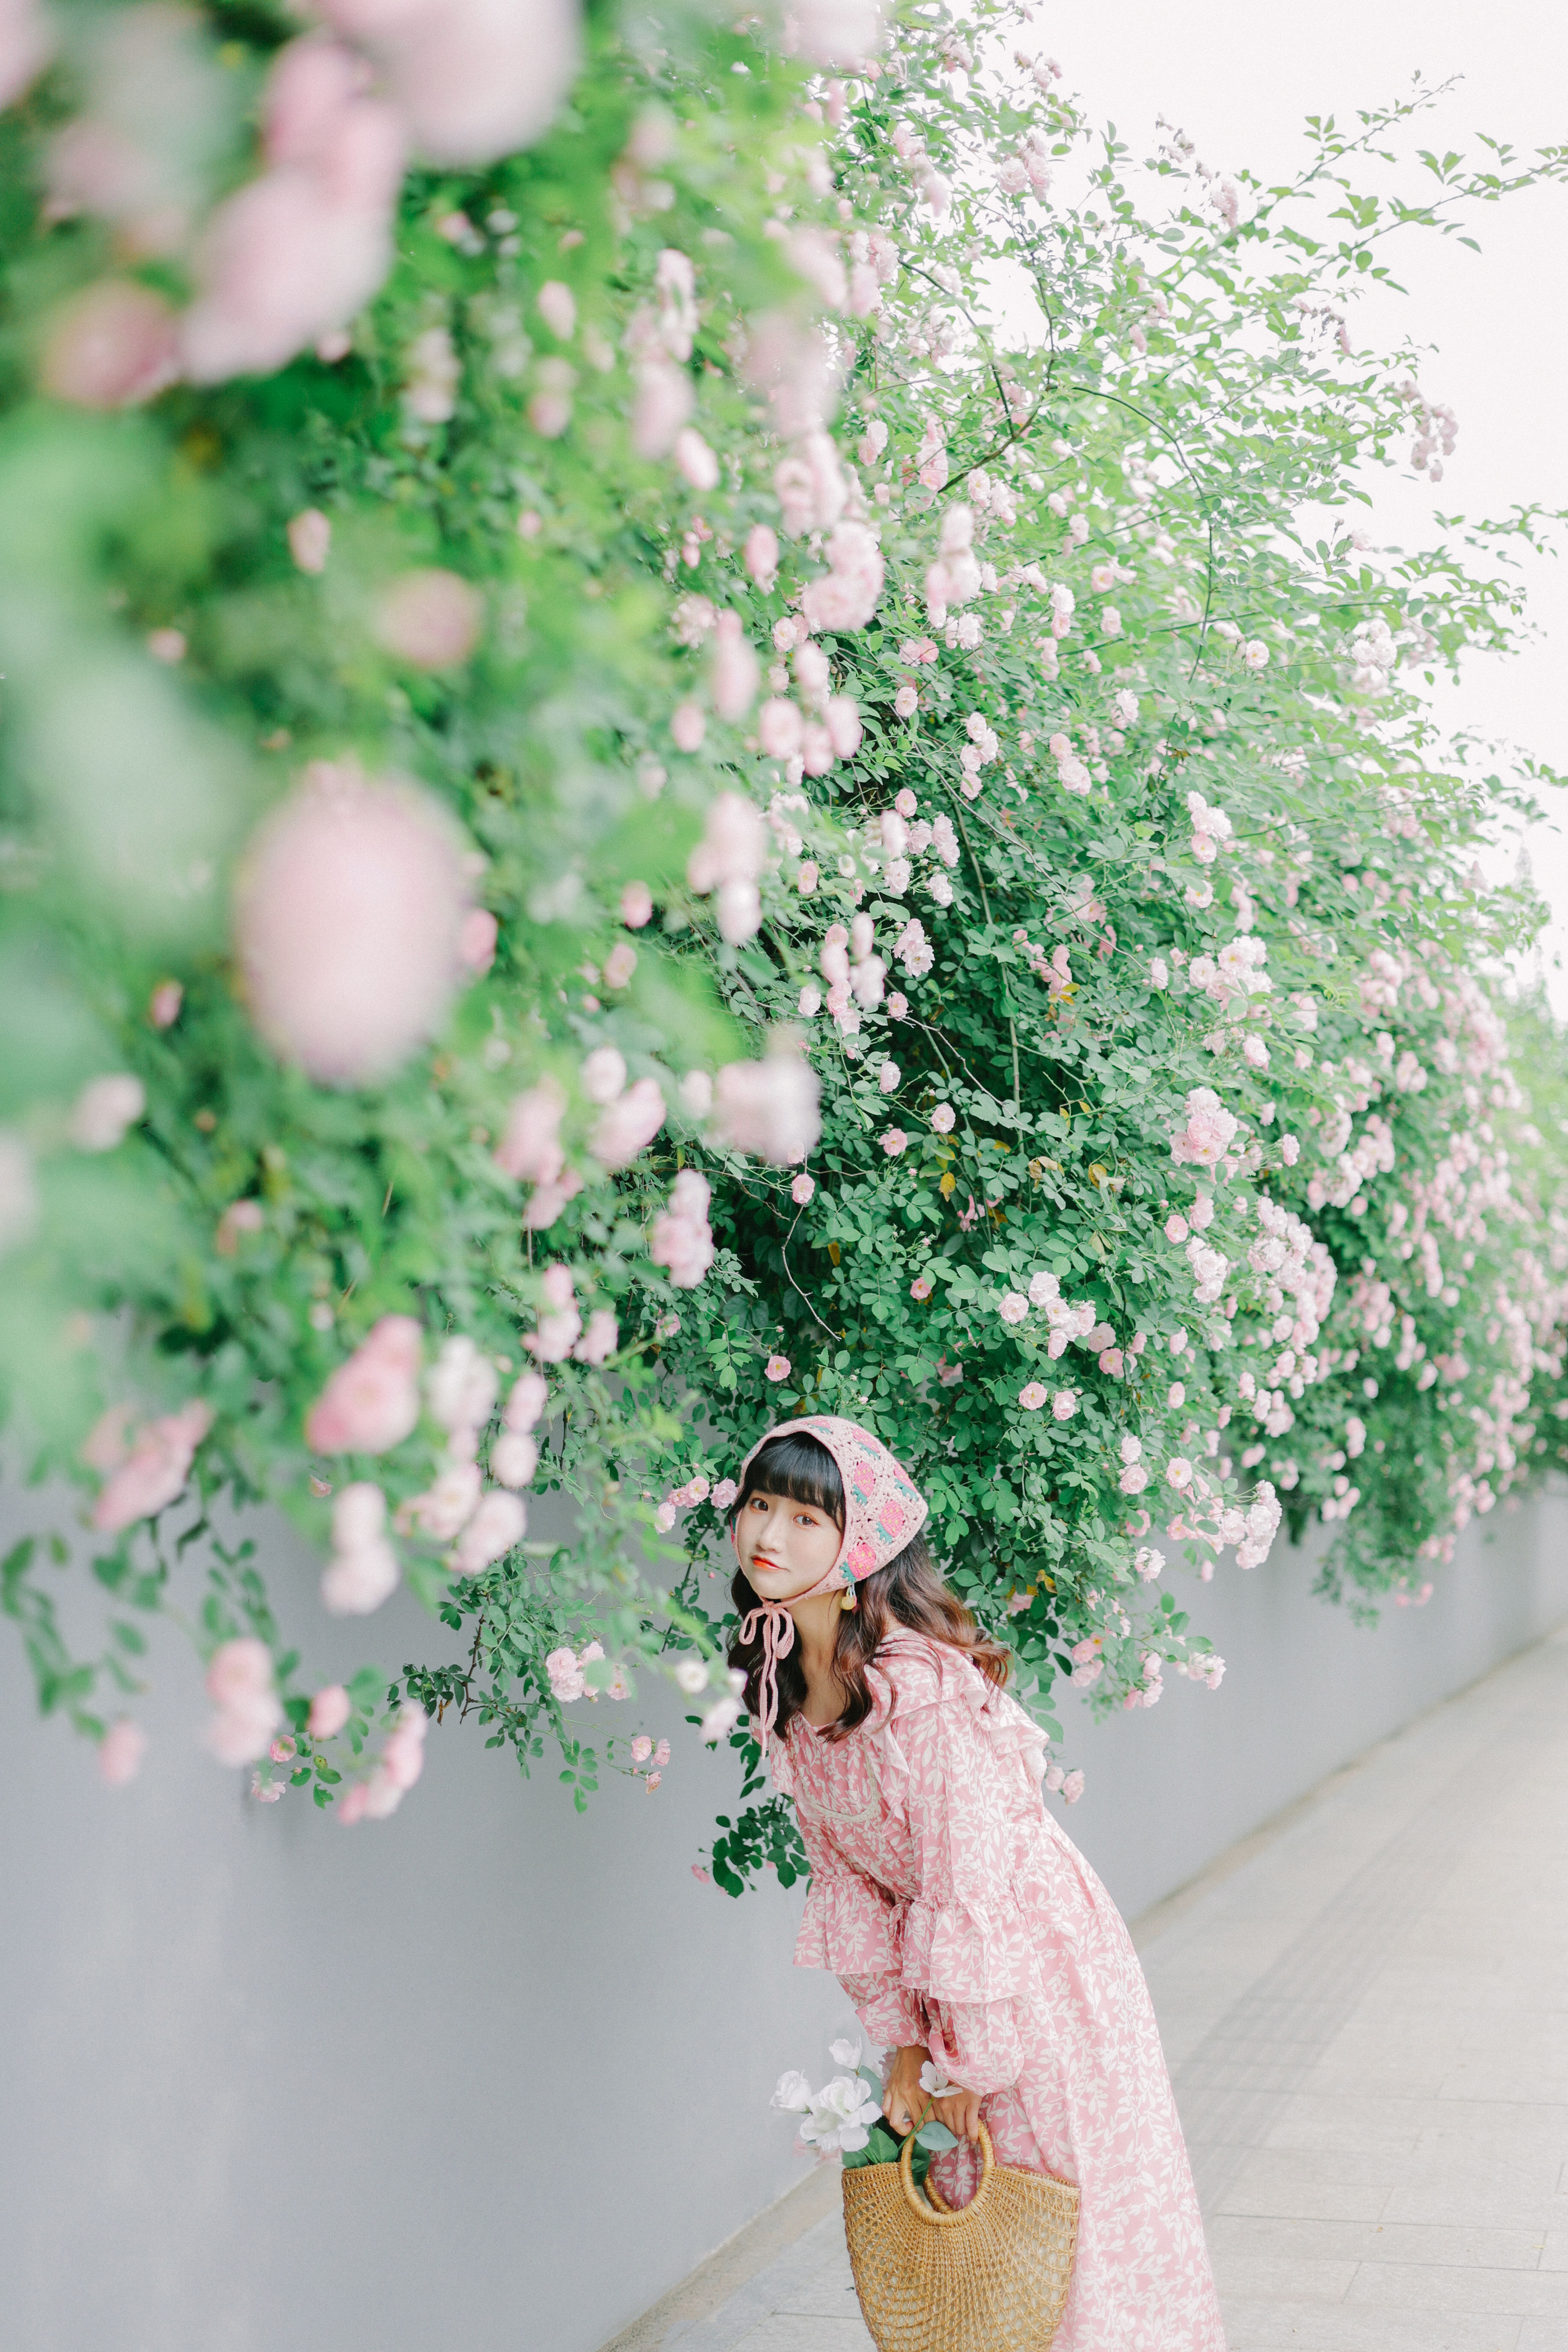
[790,1804,926,2048]
[866,1637,1044,2096]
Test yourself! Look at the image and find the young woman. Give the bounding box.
[728,1412,1226,2352]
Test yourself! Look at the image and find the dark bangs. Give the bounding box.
[730,1430,845,1525]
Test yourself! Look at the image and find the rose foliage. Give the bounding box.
[2,0,1567,1867]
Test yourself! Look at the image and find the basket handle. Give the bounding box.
[898,2109,994,2227]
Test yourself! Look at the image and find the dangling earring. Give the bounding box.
[840,1587,857,1612]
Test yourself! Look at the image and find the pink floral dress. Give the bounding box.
[772,1630,1225,2351]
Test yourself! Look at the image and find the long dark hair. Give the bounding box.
[726,1429,1009,1741]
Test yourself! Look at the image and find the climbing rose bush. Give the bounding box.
[0,0,1566,1869]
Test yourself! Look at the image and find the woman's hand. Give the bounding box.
[880,2045,984,2144]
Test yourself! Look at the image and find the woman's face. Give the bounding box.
[733,1485,844,1604]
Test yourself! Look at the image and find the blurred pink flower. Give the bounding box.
[146,627,186,663]
[92,1401,213,1532]
[620,881,654,929]
[504,1371,549,1432]
[0,0,51,109]
[743,523,779,589]
[308,1684,352,1739]
[632,358,693,458]
[671,701,706,753]
[235,763,477,1086]
[645,1771,661,1792]
[39,280,181,408]
[1061,1769,1085,1803]
[454,1486,526,1580]
[649,1168,714,1288]
[591,1077,666,1169]
[306,1314,422,1452]
[69,1074,145,1152]
[653,1737,671,1766]
[288,506,332,573]
[674,427,719,490]
[458,907,498,974]
[148,980,184,1028]
[494,1077,566,1185]
[380,1707,427,1789]
[765,1354,791,1381]
[713,1052,820,1164]
[215,1199,265,1256]
[321,0,580,167]
[337,1780,371,1825]
[712,613,760,722]
[98,1719,146,1788]
[691,1863,711,1882]
[181,67,404,381]
[574,1308,619,1366]
[204,1639,282,1766]
[374,569,483,668]
[603,942,636,989]
[490,1429,538,1488]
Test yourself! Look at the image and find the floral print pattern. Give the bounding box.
[772,1632,1225,2350]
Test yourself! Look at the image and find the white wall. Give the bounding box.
[0,1485,1564,2352]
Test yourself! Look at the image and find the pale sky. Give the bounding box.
[1036,0,1568,1007]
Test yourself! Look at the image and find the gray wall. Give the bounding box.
[1,1484,1565,2352]
[1058,1487,1568,1923]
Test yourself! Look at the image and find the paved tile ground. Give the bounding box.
[625,1627,1568,2351]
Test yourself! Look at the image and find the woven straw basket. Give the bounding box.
[841,2123,1078,2352]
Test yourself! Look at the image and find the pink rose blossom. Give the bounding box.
[288,507,332,573]
[791,1173,815,1205]
[537,280,576,339]
[671,700,706,753]
[1052,1389,1078,1420]
[494,1078,566,1184]
[620,880,654,929]
[1061,1769,1085,1803]
[316,0,579,168]
[909,1274,934,1300]
[894,685,918,718]
[40,280,181,408]
[374,569,483,668]
[758,698,804,761]
[379,1706,427,1790]
[336,1781,371,1825]
[309,1684,353,1739]
[98,1719,146,1788]
[235,763,478,1087]
[574,1307,620,1366]
[882,1128,908,1157]
[92,1401,213,1532]
[204,1639,282,1767]
[491,1430,538,1488]
[306,1315,422,1452]
[591,1076,666,1168]
[743,522,780,589]
[69,1074,145,1152]
[711,612,760,723]
[631,358,693,458]
[1280,1134,1300,1165]
[458,907,498,975]
[674,427,719,491]
[713,1050,821,1164]
[1166,1456,1194,1491]
[631,1734,653,1765]
[452,1488,526,1574]
[546,1645,585,1702]
[710,1484,736,1516]
[887,991,908,1020]
[504,1372,548,1432]
[645,1771,661,1792]
[1019,1383,1047,1411]
[215,1199,265,1256]
[997,1292,1028,1324]
[765,1354,792,1381]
